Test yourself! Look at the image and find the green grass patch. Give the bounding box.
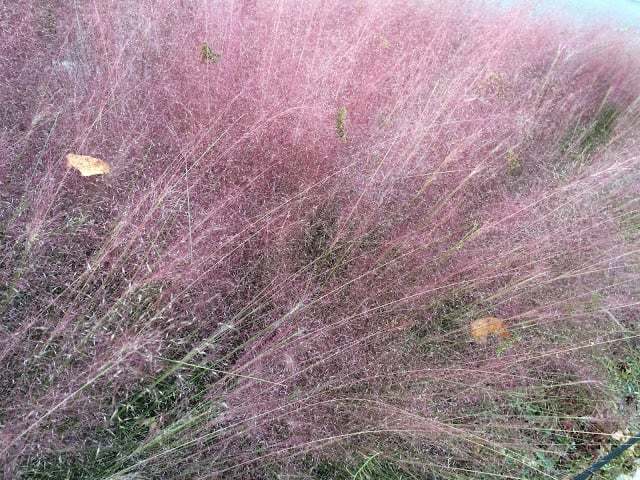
[619,210,640,243]
[19,362,218,479]
[559,104,620,172]
[310,454,429,480]
[407,291,481,357]
[604,348,640,419]
[506,373,627,478]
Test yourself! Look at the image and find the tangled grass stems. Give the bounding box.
[2,0,640,478]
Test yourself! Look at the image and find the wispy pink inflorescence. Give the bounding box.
[1,0,639,478]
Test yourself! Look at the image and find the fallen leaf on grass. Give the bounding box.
[470,317,510,344]
[66,153,111,177]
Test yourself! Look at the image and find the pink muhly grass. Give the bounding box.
[1,0,640,478]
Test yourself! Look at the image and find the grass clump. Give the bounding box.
[310,455,427,480]
[619,210,640,243]
[605,348,640,417]
[579,105,619,156]
[2,0,640,479]
[19,367,218,479]
[408,291,478,353]
[560,104,620,170]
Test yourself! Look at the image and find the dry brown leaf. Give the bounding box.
[66,153,111,177]
[470,317,509,344]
